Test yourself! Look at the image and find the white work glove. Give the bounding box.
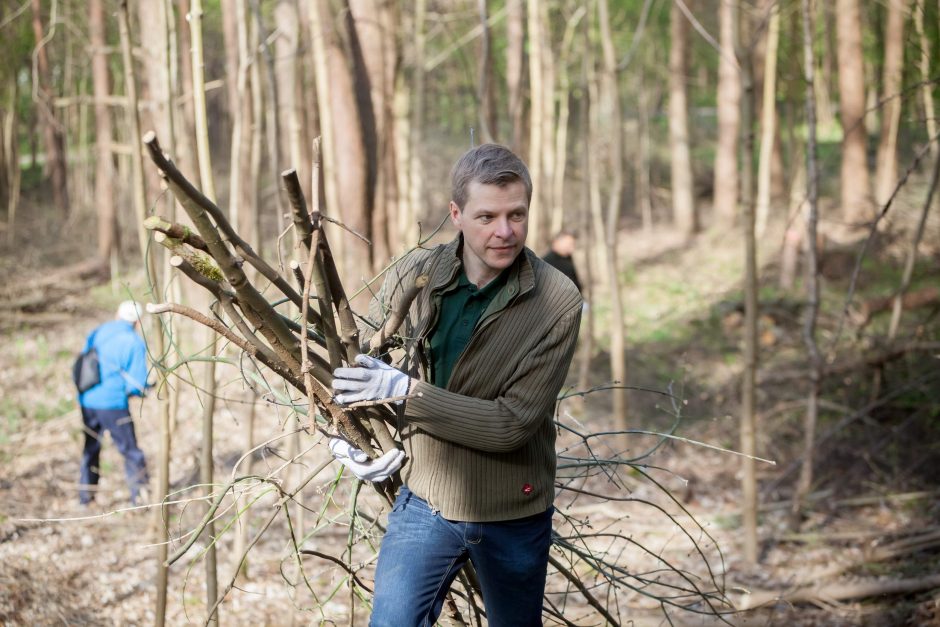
[332,354,411,405]
[329,438,405,482]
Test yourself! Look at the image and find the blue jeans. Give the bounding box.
[79,407,148,504]
[371,487,553,627]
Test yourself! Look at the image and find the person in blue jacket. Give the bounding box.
[78,301,151,506]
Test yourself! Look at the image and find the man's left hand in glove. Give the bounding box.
[332,354,412,405]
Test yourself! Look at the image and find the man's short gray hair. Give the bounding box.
[450,144,532,210]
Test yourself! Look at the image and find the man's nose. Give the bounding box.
[494,216,513,238]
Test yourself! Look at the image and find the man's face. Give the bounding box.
[449,180,529,286]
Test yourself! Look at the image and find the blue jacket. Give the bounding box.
[78,320,150,410]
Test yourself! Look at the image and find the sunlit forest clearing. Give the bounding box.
[1,0,939,625]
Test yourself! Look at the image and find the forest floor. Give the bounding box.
[1,190,939,626]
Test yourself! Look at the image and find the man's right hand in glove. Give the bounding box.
[329,438,405,482]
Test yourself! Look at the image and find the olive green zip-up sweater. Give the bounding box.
[365,236,582,522]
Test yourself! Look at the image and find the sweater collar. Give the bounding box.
[435,234,535,299]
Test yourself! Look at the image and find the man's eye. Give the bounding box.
[511,213,525,221]
[479,216,492,223]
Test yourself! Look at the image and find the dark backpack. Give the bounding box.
[73,346,101,393]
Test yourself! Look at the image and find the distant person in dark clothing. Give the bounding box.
[542,231,582,294]
[77,301,151,506]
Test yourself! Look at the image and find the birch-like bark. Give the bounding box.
[734,0,759,563]
[792,0,822,531]
[118,3,172,623]
[597,0,627,428]
[669,1,696,235]
[187,0,220,619]
[89,0,115,266]
[755,3,780,237]
[836,0,872,224]
[713,0,740,227]
[874,0,911,207]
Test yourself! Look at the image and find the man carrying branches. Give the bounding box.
[330,144,583,626]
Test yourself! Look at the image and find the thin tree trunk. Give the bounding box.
[527,0,546,249]
[310,0,370,294]
[888,144,940,338]
[637,69,653,232]
[550,9,582,237]
[913,0,937,152]
[669,1,696,236]
[402,0,426,246]
[755,3,781,237]
[734,0,759,563]
[506,0,525,154]
[4,81,21,246]
[222,0,239,133]
[118,3,171,624]
[90,0,115,267]
[348,0,398,271]
[188,0,219,620]
[477,0,497,143]
[713,0,740,227]
[576,37,595,402]
[597,0,627,429]
[874,0,911,207]
[30,0,70,216]
[228,0,250,238]
[836,0,873,224]
[275,0,309,200]
[175,0,198,181]
[792,0,822,530]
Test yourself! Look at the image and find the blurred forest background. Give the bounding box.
[1,0,939,625]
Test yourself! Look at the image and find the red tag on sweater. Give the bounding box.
[522,483,533,495]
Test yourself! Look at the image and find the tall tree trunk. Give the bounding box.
[550,9,582,237]
[526,0,546,250]
[222,0,240,134]
[713,0,740,227]
[755,2,781,237]
[669,1,696,236]
[506,0,525,154]
[734,0,759,563]
[30,0,70,216]
[187,0,220,620]
[118,3,172,624]
[90,0,116,267]
[405,0,426,246]
[138,1,176,204]
[913,0,937,152]
[836,0,873,224]
[476,0,497,143]
[348,0,398,270]
[792,0,822,530]
[4,80,21,246]
[275,0,310,200]
[888,147,939,338]
[597,0,628,430]
[814,0,837,130]
[874,0,911,207]
[175,0,198,181]
[310,0,371,295]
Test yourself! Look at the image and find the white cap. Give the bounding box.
[117,300,144,323]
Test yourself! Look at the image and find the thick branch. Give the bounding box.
[142,131,320,328]
[147,302,302,391]
[144,215,209,251]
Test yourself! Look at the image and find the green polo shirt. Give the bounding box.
[429,268,510,388]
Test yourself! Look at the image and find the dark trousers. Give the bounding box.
[80,407,148,504]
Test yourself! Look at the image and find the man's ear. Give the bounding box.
[448,201,462,228]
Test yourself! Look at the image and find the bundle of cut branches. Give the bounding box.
[142,132,413,495]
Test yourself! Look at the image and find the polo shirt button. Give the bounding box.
[462,320,468,326]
